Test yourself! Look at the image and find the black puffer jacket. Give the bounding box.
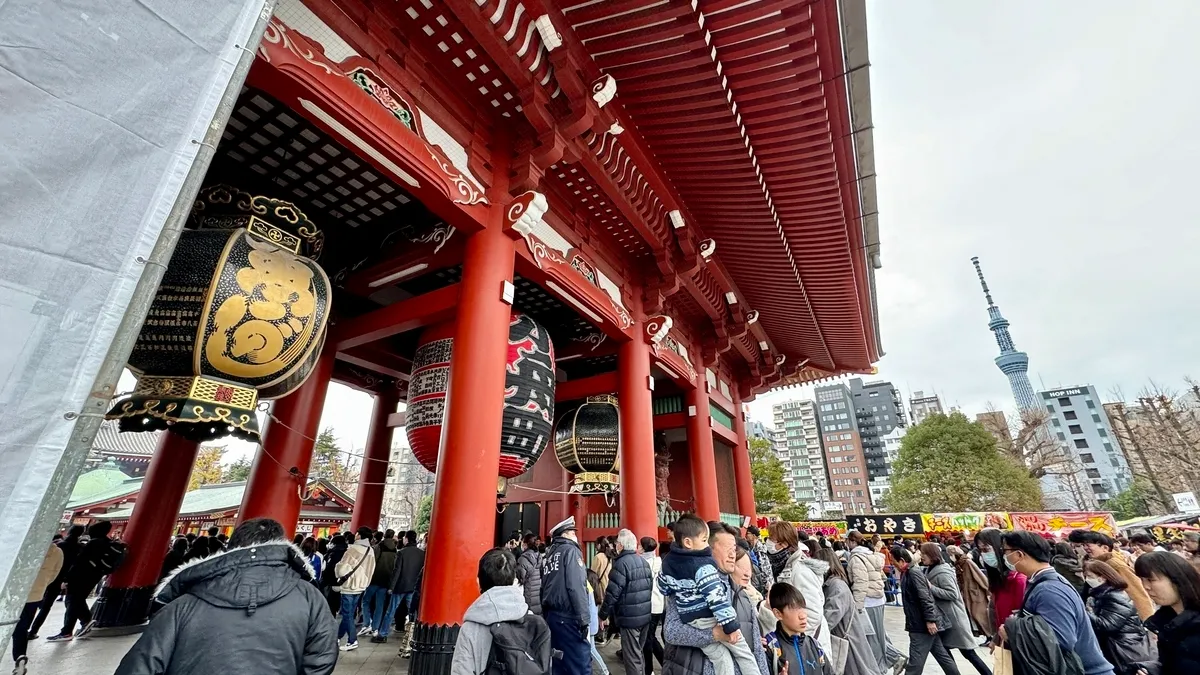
[516,548,543,615]
[114,541,338,675]
[1143,607,1200,675]
[371,538,399,587]
[899,566,949,634]
[1087,584,1151,671]
[599,549,653,629]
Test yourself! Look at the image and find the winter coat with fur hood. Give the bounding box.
[114,541,338,675]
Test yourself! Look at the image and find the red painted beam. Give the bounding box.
[556,372,618,402]
[654,412,686,431]
[712,420,738,447]
[332,283,461,350]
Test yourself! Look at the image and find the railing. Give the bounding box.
[720,512,743,528]
[585,512,620,529]
[659,508,688,527]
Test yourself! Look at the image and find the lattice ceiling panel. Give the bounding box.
[546,163,651,259]
[388,0,523,119]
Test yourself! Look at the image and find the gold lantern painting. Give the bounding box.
[554,395,621,493]
[106,185,331,442]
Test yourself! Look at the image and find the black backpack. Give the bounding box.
[485,614,552,675]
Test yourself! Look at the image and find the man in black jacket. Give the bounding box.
[600,529,653,675]
[49,521,125,640]
[114,517,337,675]
[541,516,590,675]
[891,546,961,675]
[389,530,424,634]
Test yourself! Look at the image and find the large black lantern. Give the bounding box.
[554,395,620,492]
[106,186,331,442]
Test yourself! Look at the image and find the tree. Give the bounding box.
[413,494,433,534]
[749,436,791,514]
[1105,480,1153,521]
[189,446,226,490]
[883,412,1042,512]
[222,456,252,483]
[985,405,1095,509]
[309,427,360,494]
[777,503,810,523]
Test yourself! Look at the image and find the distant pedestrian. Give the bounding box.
[389,530,425,636]
[363,529,398,641]
[641,536,665,675]
[302,536,323,584]
[517,533,544,615]
[11,541,63,675]
[183,536,210,564]
[333,527,376,652]
[812,548,881,675]
[114,517,337,675]
[159,537,188,582]
[891,546,961,675]
[48,521,125,641]
[1134,551,1200,673]
[918,544,990,675]
[27,525,83,640]
[321,533,348,615]
[599,529,653,675]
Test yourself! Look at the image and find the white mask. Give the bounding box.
[764,541,778,553]
[1085,576,1104,588]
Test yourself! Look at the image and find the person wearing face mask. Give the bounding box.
[541,517,592,675]
[1081,560,1153,674]
[973,528,1026,644]
[1134,551,1200,674]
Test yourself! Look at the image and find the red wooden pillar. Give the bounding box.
[619,309,659,539]
[352,389,399,530]
[92,432,200,630]
[238,350,335,535]
[731,387,756,523]
[686,379,721,521]
[412,203,515,663]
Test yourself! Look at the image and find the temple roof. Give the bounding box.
[66,463,142,509]
[101,479,354,521]
[93,419,162,458]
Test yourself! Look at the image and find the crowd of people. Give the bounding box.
[8,519,1200,675]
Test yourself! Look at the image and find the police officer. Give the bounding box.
[540,516,590,675]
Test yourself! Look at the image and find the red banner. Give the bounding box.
[1010,512,1116,538]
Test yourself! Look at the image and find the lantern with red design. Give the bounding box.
[405,313,556,477]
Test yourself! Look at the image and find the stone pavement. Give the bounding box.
[7,602,993,675]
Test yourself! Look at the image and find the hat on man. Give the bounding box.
[550,516,576,538]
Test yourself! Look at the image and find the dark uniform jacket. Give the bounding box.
[599,549,653,629]
[114,541,337,675]
[540,536,589,628]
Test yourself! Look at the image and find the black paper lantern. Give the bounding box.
[106,186,330,442]
[407,312,556,478]
[554,395,620,492]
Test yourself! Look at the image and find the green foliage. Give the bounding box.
[749,436,791,514]
[1105,480,1153,520]
[309,427,359,493]
[222,456,252,483]
[414,494,434,534]
[777,503,810,523]
[883,412,1042,512]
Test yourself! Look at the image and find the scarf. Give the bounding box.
[768,547,792,579]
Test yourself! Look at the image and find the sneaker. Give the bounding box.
[340,641,359,652]
[75,620,96,639]
[891,655,907,675]
[45,633,73,642]
[357,626,372,637]
[25,633,38,640]
[371,634,388,644]
[13,656,28,675]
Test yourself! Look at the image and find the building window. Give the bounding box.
[1074,439,1089,449]
[1086,400,1096,409]
[1086,469,1102,479]
[1064,410,1078,421]
[1058,397,1072,407]
[1092,414,1102,423]
[1098,429,1108,437]
[1080,453,1095,463]
[1052,418,1061,427]
[1068,424,1082,434]
[1045,404,1055,413]
[1056,432,1066,441]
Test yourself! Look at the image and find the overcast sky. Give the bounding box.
[196,1,1200,463]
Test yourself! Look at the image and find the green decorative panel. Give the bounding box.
[653,395,684,415]
[710,402,734,429]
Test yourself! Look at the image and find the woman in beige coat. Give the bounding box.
[949,545,993,639]
[12,542,64,673]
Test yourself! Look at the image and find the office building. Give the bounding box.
[772,400,823,505]
[1040,385,1131,508]
[909,391,944,425]
[814,383,872,514]
[849,378,906,491]
[868,425,907,506]
[747,418,771,441]
[976,411,1013,451]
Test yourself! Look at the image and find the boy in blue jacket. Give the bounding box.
[769,583,833,675]
[659,514,760,675]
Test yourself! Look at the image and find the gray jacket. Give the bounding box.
[822,576,883,675]
[662,577,769,675]
[924,561,976,650]
[516,548,542,615]
[115,541,337,675]
[450,585,531,675]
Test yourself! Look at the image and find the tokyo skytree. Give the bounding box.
[971,257,1037,411]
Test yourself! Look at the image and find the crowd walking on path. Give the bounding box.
[10,519,1200,675]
